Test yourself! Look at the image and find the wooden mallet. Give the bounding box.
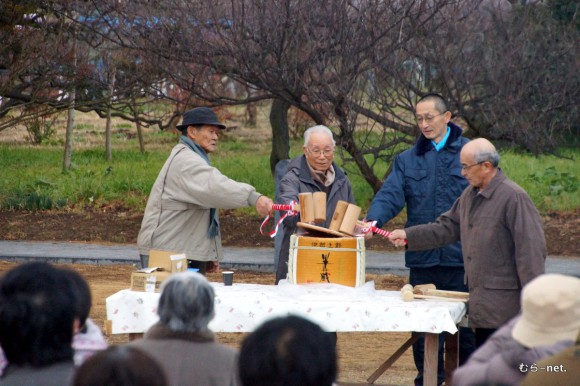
[400,284,468,302]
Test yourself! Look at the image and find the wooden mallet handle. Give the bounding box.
[299,193,314,223]
[339,204,361,235]
[313,192,327,224]
[329,200,349,231]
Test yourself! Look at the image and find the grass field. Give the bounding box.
[0,109,577,214]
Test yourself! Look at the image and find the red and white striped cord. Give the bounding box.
[259,202,299,238]
[370,226,392,238]
[368,225,407,245]
[271,204,296,212]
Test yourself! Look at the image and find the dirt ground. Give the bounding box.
[0,208,578,385]
[0,207,578,256]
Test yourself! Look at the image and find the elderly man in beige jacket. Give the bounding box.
[138,107,273,272]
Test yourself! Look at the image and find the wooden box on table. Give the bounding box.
[288,235,365,287]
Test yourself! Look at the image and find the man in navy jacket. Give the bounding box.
[366,93,474,385]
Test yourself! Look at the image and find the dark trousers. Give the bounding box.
[139,254,149,269]
[409,266,476,386]
[474,328,497,349]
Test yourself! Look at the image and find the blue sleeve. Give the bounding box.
[366,155,406,228]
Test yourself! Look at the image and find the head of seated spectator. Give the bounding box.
[239,315,337,386]
[62,267,92,333]
[0,267,107,374]
[512,273,580,348]
[73,345,168,386]
[0,262,77,384]
[61,268,108,365]
[128,271,240,385]
[157,271,215,334]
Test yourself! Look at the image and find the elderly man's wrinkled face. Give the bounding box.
[304,132,334,172]
[188,125,220,153]
[459,149,486,188]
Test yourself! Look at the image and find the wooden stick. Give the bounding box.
[413,294,467,302]
[329,200,349,231]
[339,203,361,235]
[413,284,436,294]
[299,192,314,223]
[313,192,327,224]
[424,289,469,299]
[401,286,468,302]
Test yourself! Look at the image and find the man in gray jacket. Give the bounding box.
[138,107,273,271]
[389,138,546,348]
[275,125,354,283]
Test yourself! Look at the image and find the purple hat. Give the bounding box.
[176,107,226,131]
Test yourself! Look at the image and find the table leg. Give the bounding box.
[366,334,419,384]
[444,331,459,386]
[424,333,438,386]
[128,333,144,341]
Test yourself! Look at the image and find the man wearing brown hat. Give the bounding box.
[138,107,273,271]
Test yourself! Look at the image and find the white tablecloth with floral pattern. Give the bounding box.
[106,280,466,334]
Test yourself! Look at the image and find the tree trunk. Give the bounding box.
[62,31,77,173]
[246,102,257,127]
[105,67,116,161]
[132,95,145,153]
[246,86,257,126]
[269,98,291,175]
[63,90,75,172]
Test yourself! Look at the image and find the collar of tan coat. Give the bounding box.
[144,322,215,343]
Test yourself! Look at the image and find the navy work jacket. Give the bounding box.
[366,122,469,268]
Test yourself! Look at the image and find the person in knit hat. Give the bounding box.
[452,273,580,386]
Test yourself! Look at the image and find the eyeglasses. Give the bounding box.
[415,112,445,124]
[306,147,334,157]
[461,161,484,170]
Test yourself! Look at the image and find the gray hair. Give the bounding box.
[157,271,215,333]
[303,125,335,147]
[473,149,501,167]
